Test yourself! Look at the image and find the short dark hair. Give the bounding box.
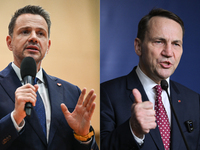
[137,8,185,42]
[8,5,51,38]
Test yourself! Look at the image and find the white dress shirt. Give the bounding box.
[10,62,91,144]
[11,62,51,142]
[130,66,171,144]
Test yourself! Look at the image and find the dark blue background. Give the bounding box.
[100,0,200,94]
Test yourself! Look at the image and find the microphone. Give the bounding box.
[20,57,37,117]
[161,80,190,150]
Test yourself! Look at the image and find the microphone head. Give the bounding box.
[20,57,37,79]
[161,80,168,91]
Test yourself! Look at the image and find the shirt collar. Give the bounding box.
[11,62,44,83]
[136,65,170,91]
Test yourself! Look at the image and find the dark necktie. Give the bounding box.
[154,85,170,150]
[34,78,46,137]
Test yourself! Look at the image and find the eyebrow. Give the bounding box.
[173,40,182,44]
[18,26,47,32]
[152,37,182,44]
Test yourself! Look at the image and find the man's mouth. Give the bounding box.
[160,61,172,68]
[25,45,39,51]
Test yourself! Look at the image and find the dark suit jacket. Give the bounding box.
[100,67,200,150]
[0,63,98,150]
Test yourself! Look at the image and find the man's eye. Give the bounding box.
[22,30,29,34]
[155,41,162,43]
[174,43,180,46]
[38,32,44,36]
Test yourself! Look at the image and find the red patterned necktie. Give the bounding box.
[154,85,170,150]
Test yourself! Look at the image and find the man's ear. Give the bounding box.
[46,39,51,54]
[6,35,13,51]
[134,38,142,56]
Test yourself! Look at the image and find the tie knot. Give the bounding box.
[154,85,162,96]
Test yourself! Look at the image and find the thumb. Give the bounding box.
[132,88,142,103]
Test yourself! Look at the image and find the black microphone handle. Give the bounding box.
[23,76,34,117]
[164,87,190,150]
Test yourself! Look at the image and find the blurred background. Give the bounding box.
[100,0,200,95]
[0,0,99,146]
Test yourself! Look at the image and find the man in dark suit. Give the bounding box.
[0,5,98,150]
[101,8,200,150]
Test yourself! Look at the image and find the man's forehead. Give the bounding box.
[16,13,45,22]
[15,14,48,30]
[146,16,183,39]
[147,16,183,33]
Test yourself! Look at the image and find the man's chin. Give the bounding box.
[157,69,174,80]
[159,73,172,80]
[23,53,39,59]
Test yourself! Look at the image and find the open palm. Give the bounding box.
[61,88,96,136]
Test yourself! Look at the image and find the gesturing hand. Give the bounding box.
[61,88,96,136]
[130,88,157,138]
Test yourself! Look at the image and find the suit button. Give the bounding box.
[2,135,11,145]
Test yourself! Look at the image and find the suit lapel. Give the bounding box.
[43,71,64,145]
[25,110,47,145]
[169,81,183,150]
[25,69,65,146]
[127,67,165,150]
[0,64,47,146]
[127,67,146,103]
[0,64,22,103]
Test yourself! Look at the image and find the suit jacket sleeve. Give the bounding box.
[0,64,99,150]
[0,113,22,150]
[100,84,140,150]
[48,80,99,150]
[100,67,200,150]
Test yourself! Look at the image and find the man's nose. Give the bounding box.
[162,43,173,57]
[28,31,38,43]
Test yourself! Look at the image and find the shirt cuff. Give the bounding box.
[129,120,145,145]
[11,111,25,132]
